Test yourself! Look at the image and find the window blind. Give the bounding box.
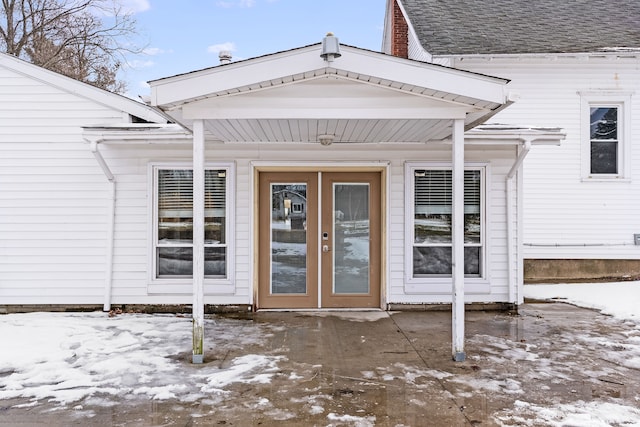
[158,169,226,218]
[414,170,480,215]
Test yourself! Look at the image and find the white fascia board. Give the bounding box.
[182,106,468,120]
[150,46,325,107]
[82,124,191,144]
[182,98,470,119]
[465,127,566,145]
[336,50,507,104]
[0,53,168,124]
[150,45,509,108]
[381,0,393,54]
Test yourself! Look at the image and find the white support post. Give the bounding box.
[452,119,466,362]
[192,119,205,364]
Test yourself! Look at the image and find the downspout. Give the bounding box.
[87,139,116,312]
[506,139,531,305]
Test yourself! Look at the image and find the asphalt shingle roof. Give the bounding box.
[400,0,640,55]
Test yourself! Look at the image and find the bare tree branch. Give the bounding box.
[0,0,141,92]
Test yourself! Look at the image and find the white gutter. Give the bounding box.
[87,139,116,312]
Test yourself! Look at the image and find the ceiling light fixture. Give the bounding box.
[318,135,334,146]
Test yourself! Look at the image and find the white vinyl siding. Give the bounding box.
[150,144,513,305]
[1,134,516,305]
[0,67,125,305]
[450,56,640,259]
[0,55,519,307]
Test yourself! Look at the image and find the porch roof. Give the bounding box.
[148,42,512,144]
[82,123,564,147]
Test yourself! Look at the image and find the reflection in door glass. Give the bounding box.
[271,184,307,294]
[334,184,369,294]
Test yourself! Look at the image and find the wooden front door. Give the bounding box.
[258,171,381,309]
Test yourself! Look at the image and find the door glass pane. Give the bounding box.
[271,184,307,294]
[334,184,369,294]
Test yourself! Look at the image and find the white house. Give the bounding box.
[384,0,640,282]
[0,52,169,308]
[0,35,565,325]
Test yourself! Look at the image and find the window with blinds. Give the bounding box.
[412,168,483,277]
[155,168,228,278]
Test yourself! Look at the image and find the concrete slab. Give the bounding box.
[1,303,639,426]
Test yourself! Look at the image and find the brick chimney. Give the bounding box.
[391,0,408,58]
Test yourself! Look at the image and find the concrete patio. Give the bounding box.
[1,302,639,426]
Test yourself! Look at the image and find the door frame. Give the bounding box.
[251,162,389,310]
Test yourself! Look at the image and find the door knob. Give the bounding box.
[322,245,330,252]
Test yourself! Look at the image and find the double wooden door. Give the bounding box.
[258,171,381,309]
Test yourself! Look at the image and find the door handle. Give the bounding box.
[322,245,331,252]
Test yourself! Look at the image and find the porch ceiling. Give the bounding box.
[149,43,510,144]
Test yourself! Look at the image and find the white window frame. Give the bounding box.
[404,162,490,294]
[580,91,632,181]
[291,202,303,213]
[148,162,235,294]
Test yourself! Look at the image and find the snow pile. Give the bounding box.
[327,412,376,427]
[524,281,640,321]
[0,312,282,405]
[494,400,640,427]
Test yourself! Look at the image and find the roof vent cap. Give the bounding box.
[219,51,232,64]
[320,32,341,63]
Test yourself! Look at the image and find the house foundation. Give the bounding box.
[524,259,640,283]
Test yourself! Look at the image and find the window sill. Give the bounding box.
[581,176,631,183]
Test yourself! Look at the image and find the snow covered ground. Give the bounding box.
[523,280,640,321]
[0,313,287,406]
[0,281,639,426]
[515,281,640,426]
